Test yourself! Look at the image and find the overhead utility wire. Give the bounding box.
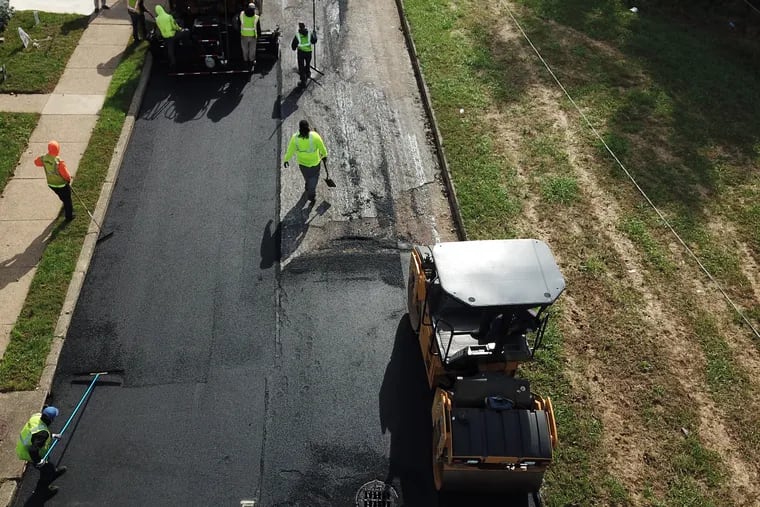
[501,1,760,340]
[744,0,760,16]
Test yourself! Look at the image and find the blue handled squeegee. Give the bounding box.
[41,371,121,462]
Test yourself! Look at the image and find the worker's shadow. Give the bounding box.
[207,77,246,122]
[259,196,331,269]
[0,220,64,291]
[22,490,56,507]
[277,86,304,121]
[378,315,438,506]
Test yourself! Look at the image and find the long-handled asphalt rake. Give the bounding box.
[41,371,122,463]
[70,186,114,242]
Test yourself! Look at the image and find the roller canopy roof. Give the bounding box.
[431,239,565,307]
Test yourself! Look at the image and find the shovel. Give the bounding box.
[323,162,336,188]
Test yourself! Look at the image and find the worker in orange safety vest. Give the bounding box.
[34,140,74,221]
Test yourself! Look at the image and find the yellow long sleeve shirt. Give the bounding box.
[284,132,327,168]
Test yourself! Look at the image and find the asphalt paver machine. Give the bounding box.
[407,239,565,494]
[149,0,280,75]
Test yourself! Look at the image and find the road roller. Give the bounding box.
[406,239,565,493]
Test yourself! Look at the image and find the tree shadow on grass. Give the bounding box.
[514,1,760,217]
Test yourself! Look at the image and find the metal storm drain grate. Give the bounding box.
[355,480,399,507]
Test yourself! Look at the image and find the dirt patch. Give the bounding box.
[484,2,760,503]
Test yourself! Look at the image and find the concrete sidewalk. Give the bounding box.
[0,3,131,504]
[9,0,100,16]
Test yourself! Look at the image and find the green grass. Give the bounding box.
[0,112,39,193]
[522,315,605,506]
[404,0,523,239]
[541,174,579,205]
[519,0,760,260]
[0,11,87,93]
[618,214,675,274]
[0,43,147,391]
[404,0,758,501]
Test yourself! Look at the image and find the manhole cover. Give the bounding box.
[355,479,399,507]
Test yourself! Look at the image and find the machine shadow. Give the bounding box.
[379,316,540,507]
[379,315,437,507]
[140,71,261,123]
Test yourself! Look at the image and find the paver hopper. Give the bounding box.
[149,0,280,76]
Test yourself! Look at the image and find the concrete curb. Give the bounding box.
[392,0,468,242]
[3,53,153,507]
[39,53,153,392]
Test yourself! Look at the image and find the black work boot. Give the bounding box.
[54,466,67,479]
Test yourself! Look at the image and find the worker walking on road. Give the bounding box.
[34,140,74,222]
[16,407,67,499]
[127,0,146,43]
[155,5,182,68]
[239,3,260,65]
[283,119,328,204]
[291,22,317,88]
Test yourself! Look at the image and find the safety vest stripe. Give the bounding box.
[292,133,315,153]
[240,13,258,36]
[298,32,311,51]
[19,423,46,446]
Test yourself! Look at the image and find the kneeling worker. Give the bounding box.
[16,406,67,499]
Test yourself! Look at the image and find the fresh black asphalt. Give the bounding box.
[15,66,278,506]
[13,65,539,507]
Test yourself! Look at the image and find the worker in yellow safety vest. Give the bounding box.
[283,119,329,203]
[239,3,260,65]
[155,5,182,67]
[127,0,146,42]
[291,22,318,88]
[16,407,67,499]
[34,140,74,221]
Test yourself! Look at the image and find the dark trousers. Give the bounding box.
[299,164,320,200]
[297,49,312,85]
[50,184,74,220]
[128,11,146,41]
[35,462,56,493]
[165,31,189,67]
[166,35,177,67]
